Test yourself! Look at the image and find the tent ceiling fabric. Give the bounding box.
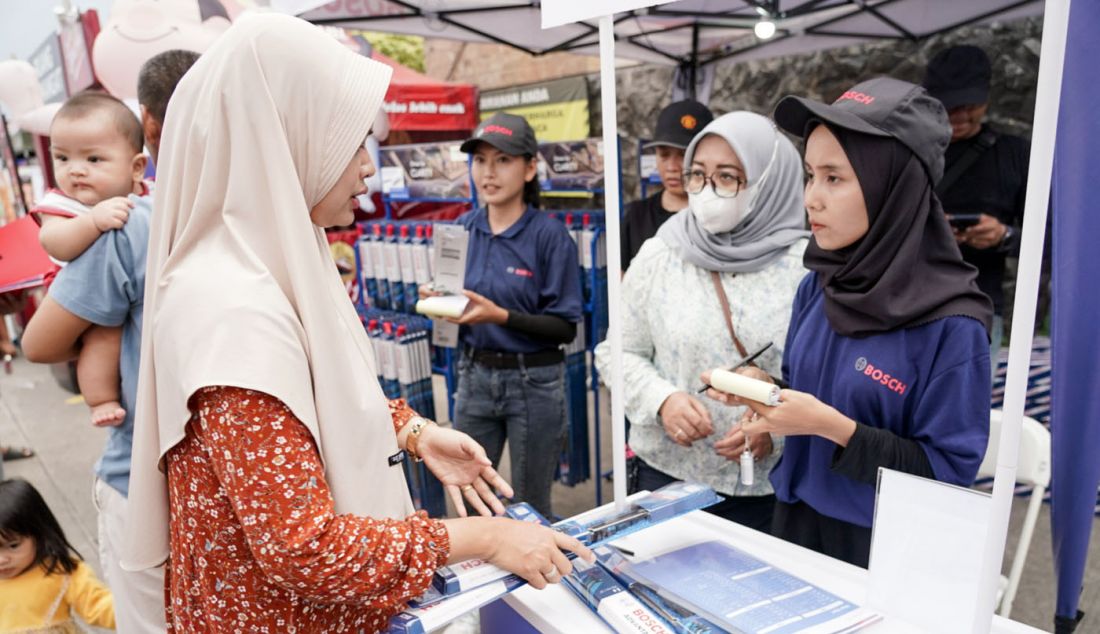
[283,0,1044,67]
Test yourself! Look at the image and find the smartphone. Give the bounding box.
[949,213,982,228]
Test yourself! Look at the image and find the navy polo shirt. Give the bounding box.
[457,206,582,353]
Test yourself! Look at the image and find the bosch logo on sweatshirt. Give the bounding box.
[855,357,907,395]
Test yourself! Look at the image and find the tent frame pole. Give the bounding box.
[975,0,1071,630]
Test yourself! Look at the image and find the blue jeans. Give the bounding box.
[454,355,566,518]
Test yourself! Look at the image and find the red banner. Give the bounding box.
[373,52,478,132]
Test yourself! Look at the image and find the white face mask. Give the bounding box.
[687,135,779,235]
[689,185,756,234]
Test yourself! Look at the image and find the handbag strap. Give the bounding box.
[710,270,749,359]
[935,128,998,196]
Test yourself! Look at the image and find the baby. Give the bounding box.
[33,92,148,427]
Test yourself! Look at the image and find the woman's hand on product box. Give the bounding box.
[485,518,594,589]
[442,516,595,589]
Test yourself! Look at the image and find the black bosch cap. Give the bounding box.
[460,112,538,156]
[775,76,951,183]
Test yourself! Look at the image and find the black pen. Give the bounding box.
[696,341,773,393]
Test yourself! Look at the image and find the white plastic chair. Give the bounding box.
[977,409,1052,618]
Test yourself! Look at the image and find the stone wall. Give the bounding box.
[602,17,1042,199]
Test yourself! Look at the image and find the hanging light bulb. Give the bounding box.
[754,17,777,40]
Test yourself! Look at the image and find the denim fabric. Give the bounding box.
[454,354,566,518]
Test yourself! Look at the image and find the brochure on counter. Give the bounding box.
[601,541,881,634]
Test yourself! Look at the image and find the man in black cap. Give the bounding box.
[924,45,1031,361]
[621,100,714,271]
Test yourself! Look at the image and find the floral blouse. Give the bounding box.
[164,387,450,633]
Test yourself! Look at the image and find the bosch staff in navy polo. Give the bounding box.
[458,209,582,353]
[435,112,581,518]
[706,78,992,568]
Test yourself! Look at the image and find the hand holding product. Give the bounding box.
[696,341,773,393]
[448,290,508,326]
[705,368,781,406]
[736,387,859,448]
[415,292,470,319]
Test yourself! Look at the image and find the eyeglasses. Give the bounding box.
[682,169,746,198]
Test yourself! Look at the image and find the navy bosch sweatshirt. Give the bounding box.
[770,272,992,527]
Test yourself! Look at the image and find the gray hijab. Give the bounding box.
[658,111,808,273]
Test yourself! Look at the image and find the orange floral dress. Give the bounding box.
[164,386,450,633]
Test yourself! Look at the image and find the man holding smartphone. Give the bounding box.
[924,45,1031,362]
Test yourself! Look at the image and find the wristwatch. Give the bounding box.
[998,224,1016,252]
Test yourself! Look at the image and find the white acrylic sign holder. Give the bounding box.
[869,469,992,631]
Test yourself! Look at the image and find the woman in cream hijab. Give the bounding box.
[122,14,590,631]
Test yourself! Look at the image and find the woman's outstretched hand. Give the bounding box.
[418,424,514,516]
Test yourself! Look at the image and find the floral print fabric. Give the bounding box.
[164,386,449,633]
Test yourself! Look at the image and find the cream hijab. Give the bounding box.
[122,14,413,570]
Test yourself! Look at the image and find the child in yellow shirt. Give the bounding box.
[0,479,114,632]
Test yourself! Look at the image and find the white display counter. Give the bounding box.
[494,509,1044,633]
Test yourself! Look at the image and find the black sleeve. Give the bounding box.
[1002,135,1031,257]
[621,203,637,271]
[830,422,935,486]
[505,310,577,345]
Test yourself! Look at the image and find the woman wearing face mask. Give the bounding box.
[704,78,993,566]
[595,111,808,531]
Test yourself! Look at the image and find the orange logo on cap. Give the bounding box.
[681,115,698,130]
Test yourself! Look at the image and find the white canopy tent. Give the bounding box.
[276,1,1043,74]
[275,1,1071,630]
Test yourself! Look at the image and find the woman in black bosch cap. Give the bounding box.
[424,112,582,519]
[704,77,993,566]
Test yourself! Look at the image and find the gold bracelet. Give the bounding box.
[405,417,434,463]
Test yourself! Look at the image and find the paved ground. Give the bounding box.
[3,356,1098,633]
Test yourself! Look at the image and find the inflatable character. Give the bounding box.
[92,0,232,100]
